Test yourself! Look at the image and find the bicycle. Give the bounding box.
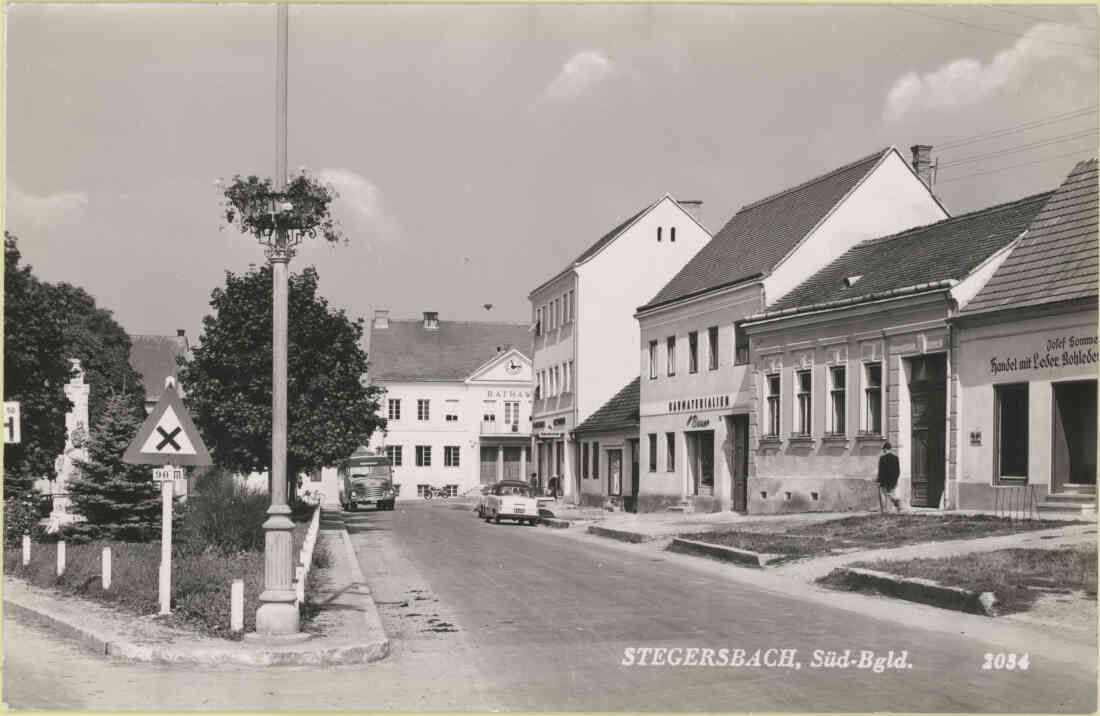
[423,486,451,501]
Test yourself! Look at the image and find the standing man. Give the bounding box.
[877,441,902,513]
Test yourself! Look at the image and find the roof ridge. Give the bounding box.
[379,318,529,327]
[853,190,1054,249]
[737,147,890,212]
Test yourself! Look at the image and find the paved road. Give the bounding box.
[345,501,1097,713]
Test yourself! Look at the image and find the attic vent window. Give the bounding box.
[657,227,663,242]
[844,275,863,288]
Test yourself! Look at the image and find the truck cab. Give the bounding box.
[338,454,396,511]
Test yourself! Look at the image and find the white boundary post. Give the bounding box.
[22,534,30,566]
[102,547,112,590]
[56,540,66,576]
[157,466,176,615]
[231,579,244,633]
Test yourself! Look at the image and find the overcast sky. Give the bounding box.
[7,3,1097,347]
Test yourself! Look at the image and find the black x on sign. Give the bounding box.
[122,383,211,467]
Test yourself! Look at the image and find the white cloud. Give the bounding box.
[6,183,89,232]
[884,23,1096,122]
[539,51,616,104]
[316,169,401,248]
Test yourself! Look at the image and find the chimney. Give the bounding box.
[423,311,439,330]
[678,199,704,224]
[373,309,390,329]
[911,145,934,189]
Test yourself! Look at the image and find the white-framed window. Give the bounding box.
[483,399,497,422]
[387,398,401,421]
[444,446,460,467]
[795,369,812,436]
[535,307,543,337]
[765,374,781,437]
[666,432,675,472]
[648,433,658,472]
[504,401,519,425]
[565,361,573,393]
[415,445,432,466]
[582,442,590,479]
[567,290,575,322]
[417,399,430,421]
[862,362,883,434]
[828,366,846,436]
[708,326,719,370]
[417,484,431,497]
[688,331,699,374]
[734,324,749,366]
[995,383,1029,482]
[556,365,562,395]
[444,399,460,422]
[667,336,677,376]
[649,340,658,379]
[386,445,403,466]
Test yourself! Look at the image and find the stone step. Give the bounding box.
[1045,493,1097,504]
[1055,484,1097,495]
[1037,502,1097,515]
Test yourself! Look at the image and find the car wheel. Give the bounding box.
[493,510,501,524]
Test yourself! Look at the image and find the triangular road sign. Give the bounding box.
[123,383,212,466]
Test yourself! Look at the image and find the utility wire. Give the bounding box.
[891,6,1098,51]
[936,149,1096,185]
[988,6,1098,33]
[937,129,1098,168]
[936,106,1098,151]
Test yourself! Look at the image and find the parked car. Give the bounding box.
[478,480,539,525]
[341,473,396,511]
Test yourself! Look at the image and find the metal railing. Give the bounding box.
[994,484,1036,521]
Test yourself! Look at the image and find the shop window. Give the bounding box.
[388,398,401,421]
[765,374,781,437]
[444,446,460,467]
[417,399,430,421]
[386,445,403,467]
[649,340,659,379]
[415,445,432,467]
[996,383,1029,481]
[688,331,699,374]
[582,442,590,479]
[648,434,658,472]
[796,370,812,436]
[734,324,749,366]
[667,336,677,376]
[708,326,719,370]
[828,367,846,436]
[862,363,882,434]
[666,432,675,472]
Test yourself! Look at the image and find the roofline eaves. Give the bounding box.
[742,280,957,326]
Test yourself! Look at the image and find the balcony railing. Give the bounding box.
[481,421,524,435]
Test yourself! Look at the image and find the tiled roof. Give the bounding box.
[642,149,891,310]
[962,159,1098,315]
[574,377,640,434]
[530,200,657,296]
[766,190,1053,314]
[129,334,190,402]
[369,319,531,382]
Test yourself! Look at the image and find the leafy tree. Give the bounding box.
[178,265,384,499]
[65,393,161,542]
[3,233,72,498]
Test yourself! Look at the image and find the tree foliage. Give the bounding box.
[178,265,384,491]
[3,233,72,497]
[65,393,161,542]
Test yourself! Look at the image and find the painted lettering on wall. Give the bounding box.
[989,334,1098,376]
[487,390,532,399]
[686,415,711,428]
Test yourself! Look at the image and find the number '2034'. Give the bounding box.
[983,653,1029,670]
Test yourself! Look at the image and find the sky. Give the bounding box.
[6,3,1098,348]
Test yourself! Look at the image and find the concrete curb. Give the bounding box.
[667,537,780,568]
[827,566,998,616]
[587,524,656,543]
[539,517,572,529]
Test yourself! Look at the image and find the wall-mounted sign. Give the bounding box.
[532,420,546,429]
[668,394,731,414]
[969,430,982,446]
[552,417,567,426]
[487,389,531,399]
[989,333,1098,376]
[686,414,711,429]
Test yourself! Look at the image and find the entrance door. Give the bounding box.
[688,431,715,497]
[480,447,497,484]
[909,355,946,507]
[608,449,623,496]
[502,447,522,481]
[1053,380,1098,490]
[731,416,749,512]
[626,439,640,513]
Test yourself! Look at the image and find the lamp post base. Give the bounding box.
[255,509,300,636]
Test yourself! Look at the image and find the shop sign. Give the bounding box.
[487,389,531,399]
[989,333,1098,376]
[552,417,567,426]
[686,414,711,429]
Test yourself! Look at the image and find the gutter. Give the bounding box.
[635,272,766,318]
[742,280,958,326]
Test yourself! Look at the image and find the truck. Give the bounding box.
[338,454,396,511]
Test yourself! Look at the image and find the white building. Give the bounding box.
[528,195,712,502]
[365,311,533,498]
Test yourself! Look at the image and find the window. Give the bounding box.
[670,227,677,242]
[535,307,542,337]
[593,442,600,479]
[862,363,883,434]
[648,434,657,471]
[796,370,812,435]
[734,324,749,365]
[568,290,575,322]
[444,446,460,467]
[649,340,658,379]
[563,362,571,394]
[388,398,401,420]
[828,366,846,435]
[996,383,1029,481]
[483,400,497,423]
[445,399,459,422]
[657,226,663,242]
[708,326,719,370]
[553,365,560,396]
[504,401,519,426]
[555,298,561,328]
[666,433,675,472]
[415,445,432,467]
[582,442,590,479]
[667,336,677,376]
[765,374,781,437]
[386,445,403,467]
[688,331,699,374]
[417,399,430,421]
[417,484,431,498]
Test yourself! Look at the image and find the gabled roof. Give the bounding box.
[129,333,190,403]
[962,159,1098,316]
[369,319,531,382]
[641,148,897,311]
[764,190,1053,316]
[574,377,640,434]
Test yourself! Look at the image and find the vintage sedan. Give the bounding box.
[478,480,539,525]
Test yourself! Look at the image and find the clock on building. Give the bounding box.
[506,359,522,375]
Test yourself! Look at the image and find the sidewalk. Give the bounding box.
[2,508,389,667]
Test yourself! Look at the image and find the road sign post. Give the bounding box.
[153,466,179,615]
[4,402,21,444]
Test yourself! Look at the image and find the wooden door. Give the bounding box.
[480,447,497,484]
[697,431,715,497]
[627,439,640,513]
[732,416,748,512]
[608,450,623,496]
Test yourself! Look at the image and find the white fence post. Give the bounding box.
[230,579,244,633]
[22,534,30,566]
[159,563,171,616]
[102,547,112,590]
[56,540,66,576]
[295,565,305,607]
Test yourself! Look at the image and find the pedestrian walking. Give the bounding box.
[877,441,902,513]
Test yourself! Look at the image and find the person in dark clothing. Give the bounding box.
[877,441,902,513]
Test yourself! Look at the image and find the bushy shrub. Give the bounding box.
[175,467,269,556]
[3,495,50,545]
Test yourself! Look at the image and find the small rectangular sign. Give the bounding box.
[4,402,21,444]
[153,467,184,482]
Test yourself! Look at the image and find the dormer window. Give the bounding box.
[844,275,862,288]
